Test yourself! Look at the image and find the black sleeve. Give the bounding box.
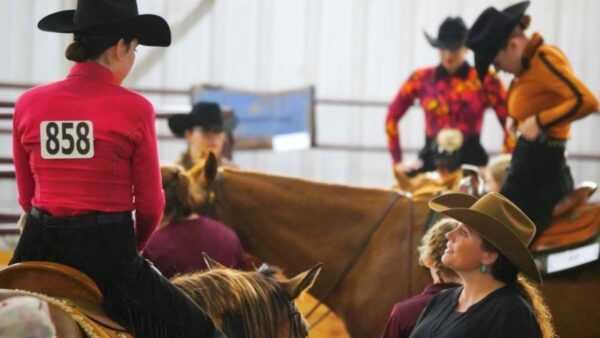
[497,305,542,338]
[413,290,441,327]
[409,290,453,338]
[413,300,432,328]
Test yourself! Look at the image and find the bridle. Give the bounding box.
[304,191,408,328]
[287,300,307,338]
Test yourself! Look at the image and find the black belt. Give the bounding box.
[30,207,132,228]
[518,133,566,148]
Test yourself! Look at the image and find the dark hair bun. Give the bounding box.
[519,14,531,30]
[65,40,88,62]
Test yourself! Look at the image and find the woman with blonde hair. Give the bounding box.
[144,163,248,278]
[410,192,555,338]
[484,154,512,193]
[381,218,462,338]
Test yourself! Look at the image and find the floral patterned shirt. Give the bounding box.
[385,63,512,163]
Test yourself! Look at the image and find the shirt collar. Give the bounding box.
[521,32,544,71]
[435,62,471,80]
[67,62,116,85]
[421,282,461,295]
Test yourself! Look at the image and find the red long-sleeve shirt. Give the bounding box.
[385,63,512,163]
[12,62,165,250]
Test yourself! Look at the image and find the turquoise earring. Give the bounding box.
[480,264,488,273]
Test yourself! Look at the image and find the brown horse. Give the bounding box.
[173,254,321,338]
[198,161,600,338]
[0,257,321,338]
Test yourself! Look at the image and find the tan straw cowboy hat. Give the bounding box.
[429,192,542,283]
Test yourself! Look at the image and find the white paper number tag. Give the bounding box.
[40,121,94,159]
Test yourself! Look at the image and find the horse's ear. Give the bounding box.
[186,151,218,185]
[203,252,226,270]
[280,263,322,300]
[186,155,205,183]
[204,151,218,184]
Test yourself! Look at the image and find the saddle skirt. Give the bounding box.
[532,182,600,275]
[0,261,132,338]
[532,182,600,251]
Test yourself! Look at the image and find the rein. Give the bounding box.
[304,191,403,324]
[287,299,307,338]
[403,194,416,300]
[205,172,410,331]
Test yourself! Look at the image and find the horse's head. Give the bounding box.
[171,254,322,338]
[186,151,220,216]
[158,150,220,219]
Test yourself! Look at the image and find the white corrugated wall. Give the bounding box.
[0,0,598,210]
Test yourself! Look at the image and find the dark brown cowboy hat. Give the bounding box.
[429,192,542,283]
[37,0,171,47]
[466,1,530,81]
[168,102,238,138]
[424,17,468,50]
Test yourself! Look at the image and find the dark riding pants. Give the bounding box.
[500,136,574,240]
[10,211,223,338]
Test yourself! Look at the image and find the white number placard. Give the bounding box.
[40,121,94,159]
[547,242,600,273]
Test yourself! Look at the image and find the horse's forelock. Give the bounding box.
[257,263,281,278]
[172,269,297,338]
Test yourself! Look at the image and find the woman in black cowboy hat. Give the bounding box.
[386,17,512,178]
[168,101,239,170]
[10,0,224,337]
[410,192,555,338]
[466,1,598,238]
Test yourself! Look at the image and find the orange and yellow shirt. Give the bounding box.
[508,33,598,140]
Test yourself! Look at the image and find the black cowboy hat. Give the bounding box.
[466,1,530,81]
[424,17,468,50]
[37,0,171,47]
[168,102,238,137]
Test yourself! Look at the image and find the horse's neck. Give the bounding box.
[215,170,431,334]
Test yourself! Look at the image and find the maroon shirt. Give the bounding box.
[381,283,460,338]
[13,62,164,250]
[143,216,248,278]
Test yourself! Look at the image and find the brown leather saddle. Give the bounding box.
[531,182,600,274]
[0,261,132,338]
[532,182,600,251]
[394,168,463,197]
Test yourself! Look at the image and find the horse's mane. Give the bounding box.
[171,266,292,338]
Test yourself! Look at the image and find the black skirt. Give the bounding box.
[500,136,574,238]
[10,209,221,338]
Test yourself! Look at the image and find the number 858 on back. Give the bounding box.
[40,121,95,159]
